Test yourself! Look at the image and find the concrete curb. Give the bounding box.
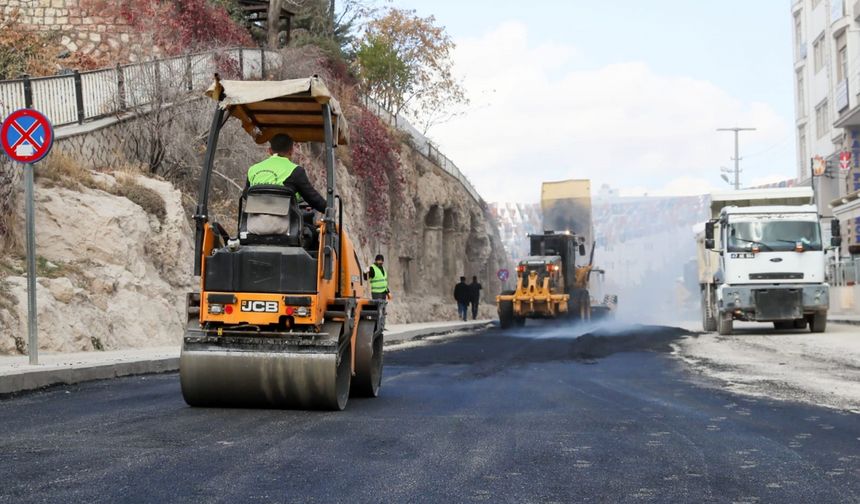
[829,318,860,326]
[0,321,492,396]
[0,357,179,396]
[384,321,493,345]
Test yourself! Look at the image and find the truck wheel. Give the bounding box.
[717,314,733,335]
[808,311,827,333]
[499,301,514,329]
[701,288,716,332]
[773,321,793,330]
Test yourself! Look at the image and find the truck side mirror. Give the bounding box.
[705,239,715,250]
[832,237,843,247]
[705,221,715,241]
[579,244,586,256]
[831,218,841,237]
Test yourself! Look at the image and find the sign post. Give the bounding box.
[2,108,55,365]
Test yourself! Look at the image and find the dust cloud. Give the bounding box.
[592,195,709,325]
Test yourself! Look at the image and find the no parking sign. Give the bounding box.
[1,109,54,163]
[1,108,54,365]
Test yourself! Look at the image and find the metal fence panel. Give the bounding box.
[31,75,77,126]
[122,62,159,107]
[81,68,119,119]
[159,57,188,95]
[0,80,25,119]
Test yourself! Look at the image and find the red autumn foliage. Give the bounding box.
[84,0,252,56]
[350,108,404,243]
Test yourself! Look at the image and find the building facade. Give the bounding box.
[792,0,860,254]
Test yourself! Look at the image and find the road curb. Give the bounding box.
[0,321,492,396]
[0,357,179,396]
[384,321,493,345]
[829,318,860,326]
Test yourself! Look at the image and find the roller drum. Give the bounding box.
[351,319,383,398]
[180,325,351,410]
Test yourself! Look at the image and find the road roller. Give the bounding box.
[180,76,385,410]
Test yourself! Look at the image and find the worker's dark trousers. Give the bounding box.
[470,301,479,320]
[457,302,468,321]
[372,292,387,300]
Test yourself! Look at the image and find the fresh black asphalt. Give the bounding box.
[1,323,859,503]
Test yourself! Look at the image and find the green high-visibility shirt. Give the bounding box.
[247,155,306,203]
[369,264,388,293]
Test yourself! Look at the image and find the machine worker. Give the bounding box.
[454,276,470,321]
[468,275,482,320]
[367,254,390,300]
[245,133,327,235]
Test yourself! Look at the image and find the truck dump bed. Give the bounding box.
[541,180,593,246]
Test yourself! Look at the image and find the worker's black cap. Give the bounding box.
[375,254,384,261]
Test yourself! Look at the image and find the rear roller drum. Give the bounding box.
[352,319,383,398]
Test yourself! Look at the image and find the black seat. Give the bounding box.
[239,184,303,247]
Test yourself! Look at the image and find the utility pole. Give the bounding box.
[717,127,756,190]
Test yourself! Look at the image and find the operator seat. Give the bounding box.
[239,184,303,247]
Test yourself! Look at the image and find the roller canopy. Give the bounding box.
[206,76,349,146]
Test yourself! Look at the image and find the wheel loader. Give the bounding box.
[179,76,384,411]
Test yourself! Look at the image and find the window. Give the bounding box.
[796,70,805,115]
[727,220,822,253]
[794,12,803,56]
[798,125,807,179]
[816,100,830,139]
[837,43,848,82]
[813,34,825,74]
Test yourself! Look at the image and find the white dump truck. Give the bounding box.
[696,187,841,334]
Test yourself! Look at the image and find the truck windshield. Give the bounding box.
[727,220,821,252]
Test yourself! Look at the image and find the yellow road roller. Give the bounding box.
[180,76,384,410]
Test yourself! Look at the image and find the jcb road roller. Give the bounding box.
[180,76,384,410]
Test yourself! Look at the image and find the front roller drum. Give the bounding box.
[351,318,383,398]
[180,322,352,410]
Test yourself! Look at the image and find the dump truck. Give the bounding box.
[697,187,839,334]
[179,76,385,411]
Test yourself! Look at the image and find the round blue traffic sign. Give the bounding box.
[1,109,54,163]
[497,269,510,282]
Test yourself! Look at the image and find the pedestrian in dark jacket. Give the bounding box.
[468,276,482,320]
[453,277,470,321]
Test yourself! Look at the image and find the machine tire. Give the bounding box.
[514,316,526,327]
[773,321,794,330]
[717,313,733,335]
[793,318,807,329]
[701,287,716,332]
[808,311,827,333]
[352,319,383,398]
[499,301,514,329]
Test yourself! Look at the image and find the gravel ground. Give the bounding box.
[675,321,860,413]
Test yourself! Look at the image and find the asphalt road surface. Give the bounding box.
[2,323,860,503]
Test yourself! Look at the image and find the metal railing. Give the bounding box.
[0,47,483,207]
[0,47,279,127]
[830,257,860,286]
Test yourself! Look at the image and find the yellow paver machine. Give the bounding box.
[180,76,384,410]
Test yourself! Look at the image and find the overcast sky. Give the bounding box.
[387,0,795,202]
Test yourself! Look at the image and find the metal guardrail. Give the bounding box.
[0,47,482,207]
[830,258,860,286]
[0,47,278,127]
